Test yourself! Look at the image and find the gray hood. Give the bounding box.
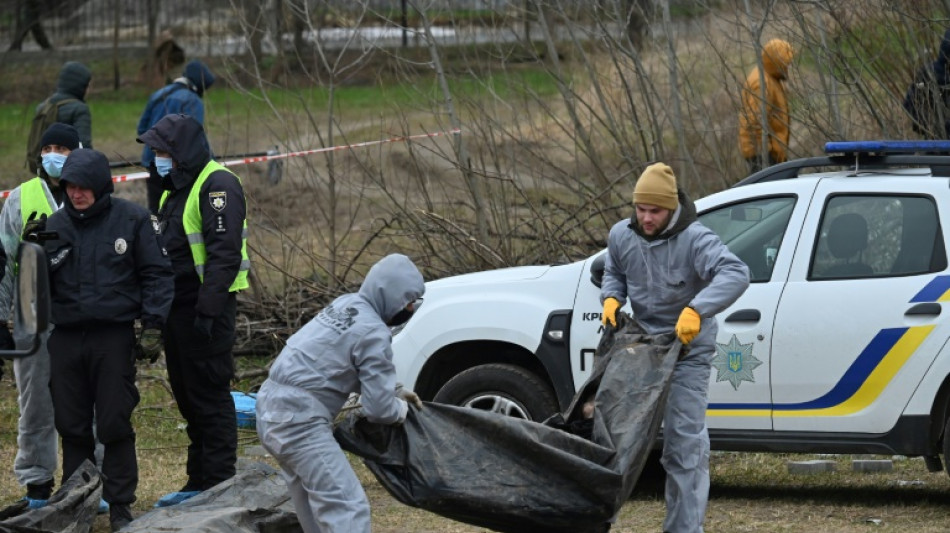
[259,254,425,426]
[358,254,425,323]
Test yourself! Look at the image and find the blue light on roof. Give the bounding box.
[825,140,950,154]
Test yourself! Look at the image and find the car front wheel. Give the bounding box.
[433,363,559,421]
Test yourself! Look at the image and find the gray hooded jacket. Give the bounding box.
[601,190,749,353]
[262,254,425,425]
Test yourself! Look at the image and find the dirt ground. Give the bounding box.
[94,450,950,532]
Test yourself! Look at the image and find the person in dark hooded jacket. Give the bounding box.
[38,61,93,149]
[137,60,216,214]
[600,163,749,533]
[903,29,950,139]
[43,148,173,531]
[137,113,249,507]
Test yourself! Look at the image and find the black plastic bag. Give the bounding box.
[0,460,101,533]
[335,314,679,532]
[121,462,300,533]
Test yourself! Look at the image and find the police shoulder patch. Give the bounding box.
[209,191,227,212]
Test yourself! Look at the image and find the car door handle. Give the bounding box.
[725,309,761,322]
[905,302,942,316]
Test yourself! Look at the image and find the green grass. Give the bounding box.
[0,66,560,190]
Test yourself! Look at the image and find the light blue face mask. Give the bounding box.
[41,152,68,178]
[155,156,174,177]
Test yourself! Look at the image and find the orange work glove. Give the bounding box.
[602,297,622,327]
[675,307,701,344]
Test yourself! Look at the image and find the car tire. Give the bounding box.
[433,363,559,421]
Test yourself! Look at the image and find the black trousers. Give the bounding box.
[49,322,139,505]
[164,294,237,490]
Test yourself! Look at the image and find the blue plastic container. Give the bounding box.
[231,391,257,429]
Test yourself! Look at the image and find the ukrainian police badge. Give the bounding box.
[209,191,227,212]
[712,335,761,390]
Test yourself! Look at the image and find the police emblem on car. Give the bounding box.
[209,191,227,212]
[712,335,760,391]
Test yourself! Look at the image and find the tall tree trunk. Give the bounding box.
[410,0,490,244]
[659,0,696,186]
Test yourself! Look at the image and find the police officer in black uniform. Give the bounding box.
[43,148,173,531]
[137,114,250,507]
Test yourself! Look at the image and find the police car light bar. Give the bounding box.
[825,140,950,154]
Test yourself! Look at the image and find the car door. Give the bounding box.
[770,177,950,433]
[696,182,814,430]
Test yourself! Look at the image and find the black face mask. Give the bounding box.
[388,308,414,327]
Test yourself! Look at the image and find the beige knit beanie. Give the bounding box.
[633,163,679,210]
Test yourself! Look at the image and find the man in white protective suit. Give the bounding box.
[256,253,425,533]
[600,163,750,533]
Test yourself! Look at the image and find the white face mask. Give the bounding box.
[155,156,174,177]
[41,152,68,178]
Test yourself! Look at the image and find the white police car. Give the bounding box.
[391,141,950,476]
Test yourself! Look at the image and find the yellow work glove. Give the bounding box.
[675,307,701,344]
[601,297,622,327]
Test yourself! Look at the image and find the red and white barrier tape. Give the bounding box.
[1,128,461,200]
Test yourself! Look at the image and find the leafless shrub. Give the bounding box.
[223,0,950,358]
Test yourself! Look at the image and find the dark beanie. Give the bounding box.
[183,60,215,96]
[40,123,81,150]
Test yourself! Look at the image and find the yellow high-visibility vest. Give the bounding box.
[20,177,55,238]
[160,161,249,291]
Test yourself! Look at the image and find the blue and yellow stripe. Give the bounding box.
[707,276,946,418]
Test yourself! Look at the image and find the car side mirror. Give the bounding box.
[590,253,606,289]
[1,242,50,358]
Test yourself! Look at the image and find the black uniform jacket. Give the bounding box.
[44,149,173,328]
[147,114,247,317]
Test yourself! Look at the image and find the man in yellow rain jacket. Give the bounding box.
[738,39,794,174]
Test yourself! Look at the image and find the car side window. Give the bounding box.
[810,195,947,280]
[698,196,796,283]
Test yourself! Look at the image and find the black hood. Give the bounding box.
[59,149,114,218]
[934,29,950,85]
[182,60,215,97]
[56,61,91,100]
[137,113,211,180]
[629,189,697,241]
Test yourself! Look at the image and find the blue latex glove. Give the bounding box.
[154,490,201,508]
